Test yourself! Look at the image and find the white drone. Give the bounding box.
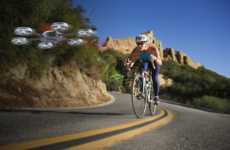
[11,22,96,49]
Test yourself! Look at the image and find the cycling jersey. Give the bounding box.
[139,52,151,62]
[129,46,158,63]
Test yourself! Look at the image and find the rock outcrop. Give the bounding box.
[164,48,201,69]
[0,62,112,108]
[164,48,177,62]
[101,31,201,69]
[101,36,136,54]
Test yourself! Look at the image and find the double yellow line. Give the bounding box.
[0,109,174,150]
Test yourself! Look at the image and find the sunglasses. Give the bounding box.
[137,42,145,46]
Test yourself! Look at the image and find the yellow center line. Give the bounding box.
[67,109,175,150]
[0,109,172,150]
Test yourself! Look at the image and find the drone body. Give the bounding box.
[11,22,96,49]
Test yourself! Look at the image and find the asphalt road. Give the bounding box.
[0,92,230,150]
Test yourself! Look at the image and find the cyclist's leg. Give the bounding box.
[152,62,160,99]
[148,54,160,98]
[142,62,148,74]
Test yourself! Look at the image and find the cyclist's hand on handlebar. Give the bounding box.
[152,55,157,61]
[124,58,133,72]
[124,58,130,67]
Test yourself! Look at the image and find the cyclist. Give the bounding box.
[125,33,162,103]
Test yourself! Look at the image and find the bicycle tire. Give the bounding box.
[149,101,158,115]
[143,70,158,115]
[131,73,147,118]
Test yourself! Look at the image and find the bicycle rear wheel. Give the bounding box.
[149,102,158,115]
[131,73,147,118]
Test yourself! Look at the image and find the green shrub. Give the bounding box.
[161,60,230,101]
[0,46,50,78]
[100,50,125,91]
[72,46,104,80]
[104,67,124,91]
[193,96,230,113]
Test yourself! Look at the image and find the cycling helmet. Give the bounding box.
[135,34,148,44]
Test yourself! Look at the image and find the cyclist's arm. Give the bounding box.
[150,45,162,65]
[125,48,139,69]
[129,48,139,62]
[155,46,162,65]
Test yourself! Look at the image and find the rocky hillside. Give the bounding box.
[163,48,201,69]
[101,31,201,69]
[0,62,112,108]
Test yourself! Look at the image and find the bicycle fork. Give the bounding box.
[141,75,145,94]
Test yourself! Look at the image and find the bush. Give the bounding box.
[35,45,103,80]
[0,46,50,78]
[193,96,230,113]
[100,50,125,91]
[161,60,230,101]
[71,46,105,80]
[104,67,124,91]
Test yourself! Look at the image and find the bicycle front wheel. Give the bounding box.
[131,74,147,118]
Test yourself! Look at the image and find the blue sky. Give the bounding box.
[74,0,230,78]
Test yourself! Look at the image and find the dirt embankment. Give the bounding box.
[0,62,112,109]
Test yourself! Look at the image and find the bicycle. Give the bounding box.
[130,61,159,118]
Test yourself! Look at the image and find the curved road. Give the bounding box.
[0,92,230,150]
